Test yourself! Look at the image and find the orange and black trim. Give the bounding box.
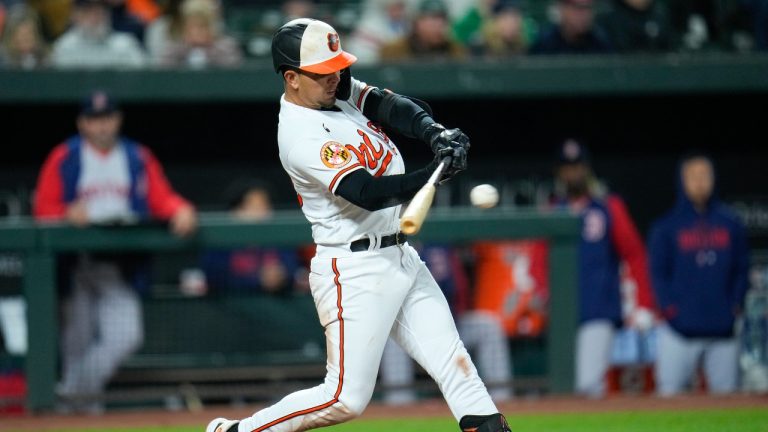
[251,258,345,432]
[356,86,373,110]
[328,162,363,193]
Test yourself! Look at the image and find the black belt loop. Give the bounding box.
[350,232,408,252]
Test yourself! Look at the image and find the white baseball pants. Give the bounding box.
[575,320,615,398]
[238,244,497,432]
[655,324,739,396]
[381,311,512,404]
[59,259,143,411]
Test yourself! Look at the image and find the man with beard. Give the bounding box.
[552,139,655,398]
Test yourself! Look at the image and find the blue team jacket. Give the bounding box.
[648,170,750,338]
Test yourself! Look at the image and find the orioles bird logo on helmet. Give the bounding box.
[327,33,340,52]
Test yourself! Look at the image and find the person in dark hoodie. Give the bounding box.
[551,139,655,398]
[648,152,750,396]
[530,0,613,55]
[598,0,673,52]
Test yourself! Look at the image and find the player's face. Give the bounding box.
[77,113,122,149]
[285,69,341,109]
[682,158,714,207]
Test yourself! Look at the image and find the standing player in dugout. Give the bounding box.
[207,18,511,432]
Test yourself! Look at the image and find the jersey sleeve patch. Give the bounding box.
[320,141,353,169]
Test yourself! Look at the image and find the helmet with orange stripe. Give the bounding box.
[272,18,357,75]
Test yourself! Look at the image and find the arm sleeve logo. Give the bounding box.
[320,141,352,168]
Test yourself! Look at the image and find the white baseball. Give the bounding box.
[470,184,499,209]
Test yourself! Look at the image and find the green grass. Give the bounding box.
[30,409,768,432]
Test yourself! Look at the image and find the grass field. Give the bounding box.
[31,408,768,432]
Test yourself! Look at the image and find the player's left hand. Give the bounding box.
[425,123,471,156]
[170,205,198,237]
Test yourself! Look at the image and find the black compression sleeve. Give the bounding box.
[335,166,434,211]
[362,88,436,142]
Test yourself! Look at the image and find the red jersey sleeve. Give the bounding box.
[139,146,192,220]
[606,195,656,310]
[33,144,70,220]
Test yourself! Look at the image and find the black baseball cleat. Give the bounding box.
[459,413,512,432]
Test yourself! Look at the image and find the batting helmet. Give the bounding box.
[271,18,357,74]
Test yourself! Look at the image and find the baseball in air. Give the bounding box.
[470,184,499,209]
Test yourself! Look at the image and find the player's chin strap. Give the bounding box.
[459,413,512,432]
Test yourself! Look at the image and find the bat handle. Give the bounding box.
[428,155,453,186]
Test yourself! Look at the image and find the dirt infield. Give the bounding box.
[2,395,766,431]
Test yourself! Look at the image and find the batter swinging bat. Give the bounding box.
[400,156,451,235]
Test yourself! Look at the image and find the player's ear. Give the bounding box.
[283,69,301,91]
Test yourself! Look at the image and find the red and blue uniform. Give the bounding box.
[34,135,189,220]
[561,194,654,325]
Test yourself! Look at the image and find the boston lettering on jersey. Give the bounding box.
[676,226,731,251]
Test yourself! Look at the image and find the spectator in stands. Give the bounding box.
[282,0,317,22]
[33,90,196,414]
[648,152,749,396]
[530,0,612,55]
[106,0,162,42]
[380,244,512,404]
[0,5,49,69]
[550,139,655,398]
[745,0,768,50]
[380,0,466,61]
[158,0,242,68]
[599,0,673,52]
[26,0,72,41]
[51,0,147,68]
[668,0,754,51]
[475,0,530,57]
[145,0,184,63]
[201,179,303,295]
[346,0,410,65]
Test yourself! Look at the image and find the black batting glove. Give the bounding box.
[423,123,471,156]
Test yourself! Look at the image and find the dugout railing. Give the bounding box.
[0,209,579,412]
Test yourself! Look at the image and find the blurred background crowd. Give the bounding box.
[1,0,768,70]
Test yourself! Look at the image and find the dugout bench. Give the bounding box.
[0,209,579,411]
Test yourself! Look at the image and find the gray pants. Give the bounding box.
[576,320,615,398]
[655,324,739,396]
[380,311,512,404]
[58,259,143,411]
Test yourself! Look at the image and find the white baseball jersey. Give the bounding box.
[214,74,500,432]
[278,78,404,247]
[78,143,133,223]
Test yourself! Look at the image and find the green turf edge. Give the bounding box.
[14,408,768,432]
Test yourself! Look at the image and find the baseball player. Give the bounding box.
[551,139,655,398]
[207,18,511,432]
[649,153,750,395]
[34,91,197,413]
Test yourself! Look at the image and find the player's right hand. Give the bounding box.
[66,201,89,227]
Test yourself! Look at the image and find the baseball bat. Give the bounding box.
[400,156,451,235]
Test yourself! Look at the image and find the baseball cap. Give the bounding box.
[80,90,119,117]
[556,138,590,165]
[271,18,357,74]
